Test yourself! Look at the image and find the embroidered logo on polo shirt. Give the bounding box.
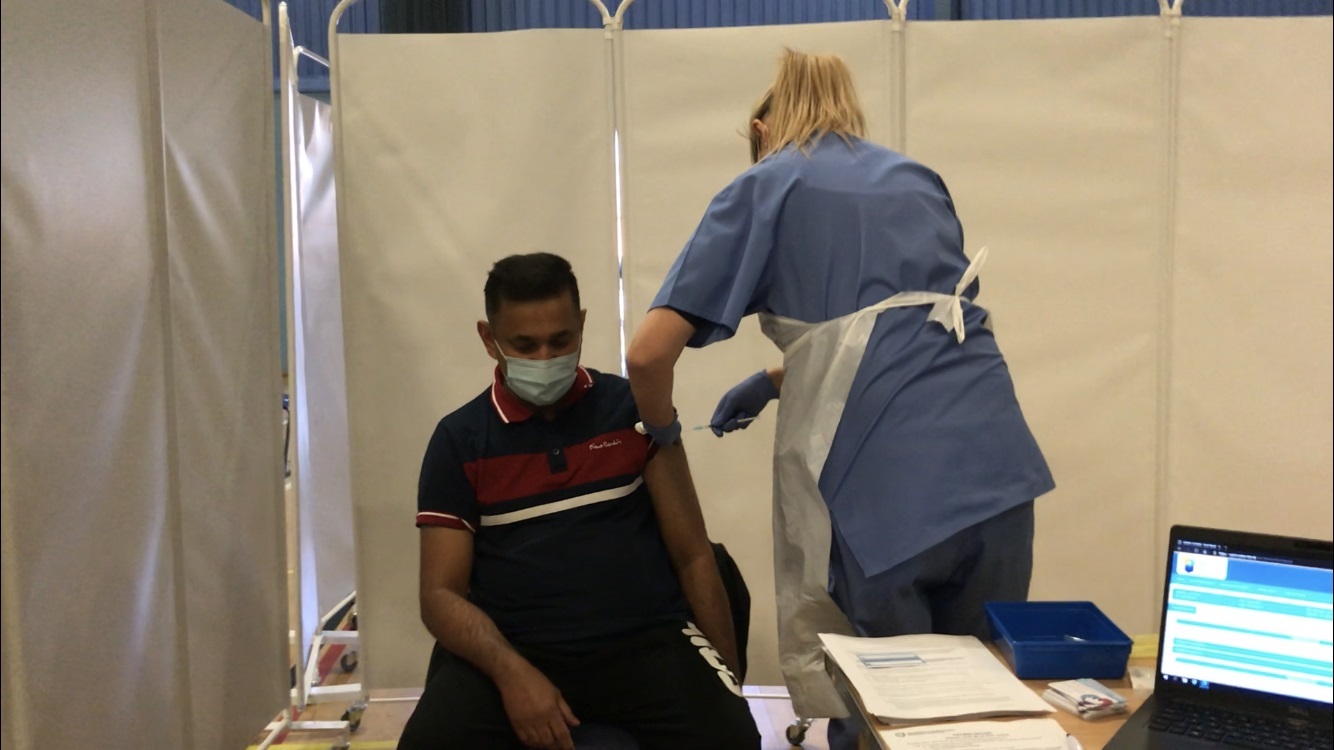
[588,439,623,451]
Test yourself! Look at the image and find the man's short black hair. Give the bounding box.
[484,252,581,320]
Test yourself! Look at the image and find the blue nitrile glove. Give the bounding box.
[636,411,682,446]
[710,370,779,437]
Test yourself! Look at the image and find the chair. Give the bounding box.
[421,542,752,749]
[710,541,751,684]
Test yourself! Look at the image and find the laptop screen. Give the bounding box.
[1160,534,1333,708]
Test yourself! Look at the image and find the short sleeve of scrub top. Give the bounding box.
[649,166,793,348]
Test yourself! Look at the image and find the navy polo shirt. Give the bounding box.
[416,365,689,651]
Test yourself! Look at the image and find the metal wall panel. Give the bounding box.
[458,0,923,30]
[228,0,383,90]
[961,0,1329,18]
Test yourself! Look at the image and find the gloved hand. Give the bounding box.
[710,370,779,437]
[636,411,682,447]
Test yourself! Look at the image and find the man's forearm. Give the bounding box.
[677,554,741,680]
[421,588,526,682]
[641,435,742,678]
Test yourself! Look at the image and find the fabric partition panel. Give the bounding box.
[1,1,286,748]
[904,17,1168,636]
[156,1,288,745]
[334,30,620,688]
[618,21,893,686]
[293,93,359,637]
[1167,18,1333,539]
[2,1,188,746]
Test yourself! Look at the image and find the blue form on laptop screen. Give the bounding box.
[1161,539,1333,705]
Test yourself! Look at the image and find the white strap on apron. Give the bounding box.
[930,245,989,342]
[767,246,990,354]
[757,248,990,719]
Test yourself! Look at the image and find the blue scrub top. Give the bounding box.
[651,135,1055,578]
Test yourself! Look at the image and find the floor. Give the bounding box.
[263,450,828,749]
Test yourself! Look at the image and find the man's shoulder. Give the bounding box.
[585,367,629,392]
[432,386,496,438]
[584,369,637,409]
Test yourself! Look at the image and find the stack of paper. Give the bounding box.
[880,718,1072,750]
[819,633,1055,725]
[1042,679,1128,720]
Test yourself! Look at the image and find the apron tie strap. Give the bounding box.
[926,246,989,344]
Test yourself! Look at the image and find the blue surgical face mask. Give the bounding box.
[502,350,580,406]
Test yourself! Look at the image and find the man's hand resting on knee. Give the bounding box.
[497,659,580,750]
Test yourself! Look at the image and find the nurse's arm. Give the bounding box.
[626,307,696,429]
[643,444,742,679]
[765,366,785,393]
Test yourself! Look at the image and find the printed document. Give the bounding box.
[819,633,1054,724]
[880,718,1069,750]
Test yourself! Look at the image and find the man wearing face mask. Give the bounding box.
[397,253,760,750]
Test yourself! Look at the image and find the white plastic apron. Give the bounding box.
[757,248,990,718]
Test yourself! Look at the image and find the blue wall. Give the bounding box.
[961,0,1330,18]
[441,0,1333,29]
[460,0,939,28]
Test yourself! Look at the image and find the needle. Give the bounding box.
[693,416,759,431]
[635,416,761,436]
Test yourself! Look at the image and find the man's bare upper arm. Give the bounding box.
[642,445,713,567]
[419,525,473,599]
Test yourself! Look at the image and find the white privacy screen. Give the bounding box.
[157,2,288,744]
[619,20,893,686]
[3,3,182,746]
[903,17,1168,634]
[1,1,286,748]
[289,92,359,656]
[1166,17,1333,539]
[334,29,620,688]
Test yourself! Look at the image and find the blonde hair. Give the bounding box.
[750,49,867,161]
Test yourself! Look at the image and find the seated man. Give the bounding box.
[397,253,761,750]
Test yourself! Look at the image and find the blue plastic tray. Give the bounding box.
[985,601,1133,680]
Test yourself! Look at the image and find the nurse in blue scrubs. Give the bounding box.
[625,49,1055,747]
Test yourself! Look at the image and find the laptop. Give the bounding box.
[1105,525,1333,750]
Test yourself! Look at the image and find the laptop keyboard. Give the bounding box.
[1149,701,1333,750]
